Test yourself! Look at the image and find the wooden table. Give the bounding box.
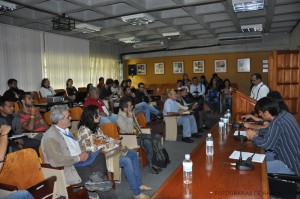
[152,125,269,199]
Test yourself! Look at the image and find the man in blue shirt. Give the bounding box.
[163,90,201,143]
[246,97,300,176]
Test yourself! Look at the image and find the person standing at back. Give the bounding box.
[250,73,269,100]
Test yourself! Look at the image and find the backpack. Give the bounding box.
[151,139,170,168]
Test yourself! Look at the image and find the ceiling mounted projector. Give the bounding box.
[52,14,75,31]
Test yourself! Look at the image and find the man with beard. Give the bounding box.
[3,79,25,102]
[18,92,49,141]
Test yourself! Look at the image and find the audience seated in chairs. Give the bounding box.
[0,125,35,199]
[111,80,122,97]
[123,86,161,123]
[77,105,151,199]
[163,90,201,143]
[66,78,77,99]
[97,77,105,89]
[2,79,25,102]
[0,97,40,155]
[41,105,117,199]
[176,79,189,92]
[99,78,115,111]
[83,87,117,125]
[18,92,49,141]
[182,73,191,87]
[220,79,233,113]
[39,78,56,98]
[117,97,162,176]
[205,77,220,113]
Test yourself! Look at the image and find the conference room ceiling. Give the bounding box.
[1,0,300,53]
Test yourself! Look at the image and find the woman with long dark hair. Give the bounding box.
[77,105,151,199]
[220,79,233,113]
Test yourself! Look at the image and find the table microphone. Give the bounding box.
[236,142,254,171]
[233,123,247,141]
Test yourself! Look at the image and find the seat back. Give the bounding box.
[44,111,52,125]
[13,102,20,114]
[100,123,119,139]
[54,89,68,97]
[69,107,83,121]
[77,87,87,93]
[0,149,45,190]
[135,113,147,127]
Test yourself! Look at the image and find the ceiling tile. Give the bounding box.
[69,0,113,6]
[182,24,203,31]
[196,34,214,39]
[8,8,54,20]
[145,21,168,29]
[33,0,81,14]
[160,8,189,19]
[145,0,176,9]
[215,27,237,34]
[156,27,178,34]
[194,2,225,14]
[203,13,230,23]
[240,17,266,25]
[68,10,104,21]
[173,17,197,25]
[270,27,293,33]
[210,21,233,29]
[271,21,297,28]
[272,13,300,22]
[190,29,209,35]
[274,3,300,15]
[96,3,138,15]
[236,10,266,19]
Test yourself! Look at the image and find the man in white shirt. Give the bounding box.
[189,77,205,100]
[250,73,269,100]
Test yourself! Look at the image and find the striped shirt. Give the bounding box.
[253,111,300,176]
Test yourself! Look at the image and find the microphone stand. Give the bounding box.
[235,142,254,171]
[233,123,247,141]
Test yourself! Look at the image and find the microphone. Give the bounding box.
[235,142,255,171]
[233,123,247,141]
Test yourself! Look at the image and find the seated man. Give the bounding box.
[117,97,162,175]
[124,86,160,123]
[189,77,205,102]
[83,87,117,125]
[18,92,49,141]
[3,79,25,102]
[0,97,40,155]
[163,90,201,143]
[246,97,300,176]
[177,88,209,131]
[41,105,117,199]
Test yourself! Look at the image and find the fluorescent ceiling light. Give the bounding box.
[75,23,101,33]
[241,24,263,32]
[119,37,141,44]
[162,32,182,40]
[121,13,155,25]
[0,0,16,14]
[232,0,264,12]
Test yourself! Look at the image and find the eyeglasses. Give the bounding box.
[95,113,100,118]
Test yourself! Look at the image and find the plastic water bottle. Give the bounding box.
[183,154,193,184]
[225,109,231,122]
[223,118,229,132]
[218,119,225,134]
[206,133,214,156]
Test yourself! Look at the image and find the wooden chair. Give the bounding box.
[69,107,83,136]
[135,113,147,127]
[43,111,52,126]
[39,147,89,199]
[13,102,20,114]
[0,148,57,198]
[77,87,87,93]
[54,89,68,98]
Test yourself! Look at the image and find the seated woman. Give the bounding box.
[66,78,77,98]
[39,78,56,98]
[77,105,151,199]
[205,78,220,113]
[220,79,232,113]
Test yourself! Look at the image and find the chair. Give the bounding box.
[13,102,20,114]
[43,111,52,126]
[135,113,147,128]
[54,89,68,98]
[77,87,87,93]
[164,116,178,141]
[39,147,89,199]
[69,107,83,136]
[0,148,57,198]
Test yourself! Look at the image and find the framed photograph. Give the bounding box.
[193,60,205,73]
[214,60,227,73]
[237,58,251,72]
[173,61,184,74]
[154,62,165,74]
[137,63,146,75]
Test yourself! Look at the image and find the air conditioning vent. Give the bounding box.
[218,34,262,44]
[133,41,165,48]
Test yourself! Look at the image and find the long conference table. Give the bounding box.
[152,124,269,199]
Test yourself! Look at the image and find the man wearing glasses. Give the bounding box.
[250,73,269,100]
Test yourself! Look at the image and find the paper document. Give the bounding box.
[141,128,151,134]
[229,150,266,163]
[102,106,109,115]
[234,131,247,136]
[182,111,191,115]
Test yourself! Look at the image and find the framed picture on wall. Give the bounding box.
[214,59,227,73]
[173,61,184,74]
[237,58,251,72]
[137,63,146,75]
[193,60,205,73]
[154,62,165,74]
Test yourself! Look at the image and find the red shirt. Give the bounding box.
[19,109,47,132]
[83,97,107,113]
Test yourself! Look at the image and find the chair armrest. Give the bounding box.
[67,185,89,199]
[27,176,57,199]
[268,173,300,182]
[41,163,64,170]
[0,182,18,191]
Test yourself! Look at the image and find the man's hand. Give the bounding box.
[192,103,198,110]
[79,152,89,162]
[246,129,257,140]
[0,125,11,136]
[178,109,184,115]
[29,106,37,116]
[127,109,133,117]
[100,112,107,117]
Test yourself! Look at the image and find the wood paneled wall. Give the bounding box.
[125,51,271,94]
